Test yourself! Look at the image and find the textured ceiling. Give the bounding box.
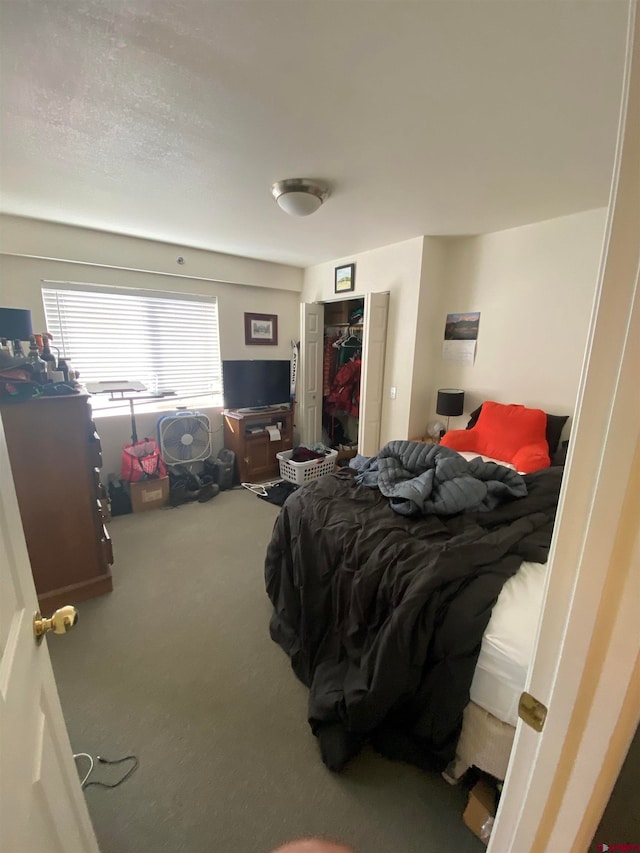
[0,0,629,266]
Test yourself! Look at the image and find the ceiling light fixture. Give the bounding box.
[271,178,329,217]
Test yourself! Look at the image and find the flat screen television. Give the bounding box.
[222,360,291,411]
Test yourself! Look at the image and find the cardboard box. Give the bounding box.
[335,445,357,464]
[129,477,169,512]
[463,778,497,845]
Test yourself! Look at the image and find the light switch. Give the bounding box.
[390,387,397,399]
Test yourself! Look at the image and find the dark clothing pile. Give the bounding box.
[290,446,329,463]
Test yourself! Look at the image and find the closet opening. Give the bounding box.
[322,298,365,458]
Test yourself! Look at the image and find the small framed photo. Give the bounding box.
[244,312,278,346]
[334,263,355,294]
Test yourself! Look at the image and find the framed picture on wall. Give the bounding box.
[244,312,278,345]
[335,263,355,294]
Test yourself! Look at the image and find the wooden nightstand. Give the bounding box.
[409,435,439,444]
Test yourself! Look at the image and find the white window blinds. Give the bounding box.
[42,284,221,401]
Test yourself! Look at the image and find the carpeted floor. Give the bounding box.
[49,487,483,853]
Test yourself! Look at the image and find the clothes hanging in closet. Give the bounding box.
[323,334,340,397]
[337,334,362,366]
[325,358,362,418]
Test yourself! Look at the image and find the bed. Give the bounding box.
[443,557,547,782]
[264,435,563,779]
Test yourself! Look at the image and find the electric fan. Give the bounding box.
[158,412,212,466]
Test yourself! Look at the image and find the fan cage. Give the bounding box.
[159,413,212,465]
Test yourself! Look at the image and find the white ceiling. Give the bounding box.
[0,0,629,267]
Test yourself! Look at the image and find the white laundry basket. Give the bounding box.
[276,448,338,484]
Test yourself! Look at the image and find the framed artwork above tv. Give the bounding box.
[245,312,278,345]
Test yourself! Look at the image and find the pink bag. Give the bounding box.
[121,438,167,483]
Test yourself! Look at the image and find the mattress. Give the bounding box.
[470,559,547,726]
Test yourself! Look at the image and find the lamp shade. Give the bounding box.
[436,388,465,418]
[0,307,33,340]
[276,191,323,217]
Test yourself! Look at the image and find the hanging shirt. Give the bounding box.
[325,359,362,417]
[323,335,339,396]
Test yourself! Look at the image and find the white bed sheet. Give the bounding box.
[470,560,547,726]
[454,448,545,725]
[456,450,517,471]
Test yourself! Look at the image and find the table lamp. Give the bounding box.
[436,388,465,432]
[0,307,33,358]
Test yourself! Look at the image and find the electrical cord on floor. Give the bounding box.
[73,752,139,789]
[73,753,94,787]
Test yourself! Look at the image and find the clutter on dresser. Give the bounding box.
[0,350,80,403]
[0,306,33,358]
[0,309,82,402]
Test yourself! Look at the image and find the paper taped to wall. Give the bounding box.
[443,339,476,365]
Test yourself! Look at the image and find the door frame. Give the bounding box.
[489,2,640,848]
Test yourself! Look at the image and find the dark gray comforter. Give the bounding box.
[265,464,562,773]
[361,441,527,516]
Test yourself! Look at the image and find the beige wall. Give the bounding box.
[302,237,425,444]
[1,211,608,464]
[0,215,302,353]
[429,208,608,432]
[301,211,606,449]
[0,215,303,476]
[408,237,448,439]
[0,215,302,290]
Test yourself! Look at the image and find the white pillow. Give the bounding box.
[456,450,517,471]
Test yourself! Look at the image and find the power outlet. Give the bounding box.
[390,386,397,400]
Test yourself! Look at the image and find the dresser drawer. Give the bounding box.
[100,523,113,566]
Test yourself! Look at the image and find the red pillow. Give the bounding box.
[441,401,550,472]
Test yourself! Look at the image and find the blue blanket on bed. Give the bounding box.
[356,440,527,516]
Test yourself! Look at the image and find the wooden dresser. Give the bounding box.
[0,394,113,611]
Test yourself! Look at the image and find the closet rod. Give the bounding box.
[326,323,363,331]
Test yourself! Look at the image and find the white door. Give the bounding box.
[0,417,99,853]
[490,2,640,849]
[358,292,389,457]
[298,301,324,445]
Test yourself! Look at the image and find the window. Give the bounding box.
[42,283,222,410]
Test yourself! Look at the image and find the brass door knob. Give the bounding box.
[33,605,78,643]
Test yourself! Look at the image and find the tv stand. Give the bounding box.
[223,408,294,483]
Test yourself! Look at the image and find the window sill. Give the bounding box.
[90,393,223,419]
